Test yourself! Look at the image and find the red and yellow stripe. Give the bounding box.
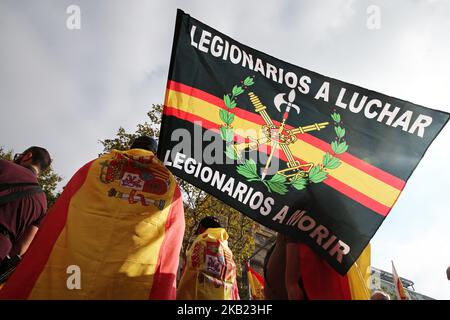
[164,81,406,217]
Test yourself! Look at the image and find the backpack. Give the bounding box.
[0,182,43,206]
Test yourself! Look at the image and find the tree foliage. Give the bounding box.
[0,146,63,208]
[99,104,258,298]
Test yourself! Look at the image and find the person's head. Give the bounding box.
[195,216,222,235]
[130,135,158,153]
[370,290,391,300]
[446,266,450,281]
[13,146,51,175]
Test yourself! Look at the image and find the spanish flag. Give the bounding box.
[246,261,264,300]
[177,228,239,300]
[392,261,409,300]
[0,149,185,300]
[298,243,371,300]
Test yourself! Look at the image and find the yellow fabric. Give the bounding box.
[29,149,178,299]
[177,228,237,300]
[347,244,371,300]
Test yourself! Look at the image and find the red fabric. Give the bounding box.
[0,161,93,300]
[148,185,185,300]
[298,243,351,300]
[0,236,12,261]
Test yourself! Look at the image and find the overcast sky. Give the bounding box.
[1,0,449,299]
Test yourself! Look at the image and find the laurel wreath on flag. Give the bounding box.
[220,77,347,195]
[219,76,255,159]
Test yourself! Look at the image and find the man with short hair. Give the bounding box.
[0,146,51,262]
[177,216,240,300]
[446,266,450,281]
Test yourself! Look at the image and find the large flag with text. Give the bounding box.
[158,9,450,275]
[297,243,371,300]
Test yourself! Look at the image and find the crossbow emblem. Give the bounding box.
[233,89,329,180]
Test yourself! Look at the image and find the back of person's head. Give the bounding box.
[196,216,222,235]
[130,135,158,153]
[22,146,52,172]
[447,266,450,281]
[370,290,391,300]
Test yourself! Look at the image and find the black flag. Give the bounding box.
[158,9,449,275]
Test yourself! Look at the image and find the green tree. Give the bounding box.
[0,146,63,208]
[99,104,258,298]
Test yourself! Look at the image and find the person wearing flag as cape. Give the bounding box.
[0,136,185,300]
[177,216,239,300]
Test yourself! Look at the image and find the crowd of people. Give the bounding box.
[1,136,444,300]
